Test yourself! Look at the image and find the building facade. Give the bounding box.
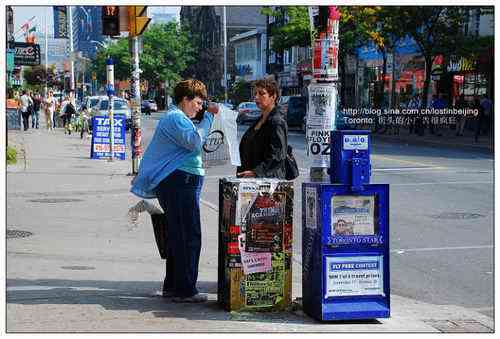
[180,6,266,97]
[230,28,267,82]
[265,6,313,96]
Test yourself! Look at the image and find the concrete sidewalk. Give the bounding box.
[6,126,494,332]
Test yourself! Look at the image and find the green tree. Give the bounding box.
[90,22,194,94]
[392,6,470,108]
[22,65,58,92]
[141,22,195,95]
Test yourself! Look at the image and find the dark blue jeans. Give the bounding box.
[155,169,203,298]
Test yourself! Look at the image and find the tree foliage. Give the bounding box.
[89,22,194,93]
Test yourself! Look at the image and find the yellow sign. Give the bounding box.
[128,6,151,37]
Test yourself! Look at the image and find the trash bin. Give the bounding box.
[217,177,293,311]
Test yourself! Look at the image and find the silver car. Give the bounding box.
[92,97,132,130]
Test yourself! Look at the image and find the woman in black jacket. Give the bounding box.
[237,78,287,179]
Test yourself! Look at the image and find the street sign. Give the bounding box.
[8,42,40,66]
[128,6,151,37]
[90,116,126,160]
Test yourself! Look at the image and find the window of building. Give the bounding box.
[235,39,257,63]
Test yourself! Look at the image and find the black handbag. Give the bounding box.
[150,213,168,259]
[285,145,299,180]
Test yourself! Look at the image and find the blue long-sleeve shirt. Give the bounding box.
[130,106,214,198]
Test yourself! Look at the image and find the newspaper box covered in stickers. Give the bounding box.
[218,178,293,311]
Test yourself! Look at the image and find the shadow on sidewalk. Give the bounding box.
[7,278,355,325]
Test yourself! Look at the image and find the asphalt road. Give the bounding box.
[142,110,494,318]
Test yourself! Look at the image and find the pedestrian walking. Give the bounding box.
[474,96,484,142]
[31,93,42,129]
[237,78,288,179]
[20,90,33,131]
[44,91,56,131]
[60,96,76,134]
[131,79,219,303]
[407,94,421,135]
[479,94,493,137]
[455,94,468,136]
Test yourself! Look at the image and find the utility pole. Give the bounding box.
[307,6,341,182]
[44,7,49,96]
[223,6,228,103]
[68,6,75,93]
[106,57,115,161]
[127,6,150,174]
[129,35,142,173]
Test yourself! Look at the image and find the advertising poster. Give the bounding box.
[246,194,285,252]
[90,116,126,160]
[245,253,285,307]
[307,83,337,128]
[331,195,375,235]
[9,42,41,66]
[305,187,317,229]
[238,234,272,275]
[236,182,258,226]
[53,6,68,38]
[325,256,384,298]
[306,128,331,167]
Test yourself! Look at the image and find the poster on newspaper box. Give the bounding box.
[331,195,375,236]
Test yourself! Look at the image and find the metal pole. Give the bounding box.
[68,5,75,92]
[307,6,340,182]
[106,57,115,161]
[44,7,49,96]
[223,6,228,103]
[129,36,142,174]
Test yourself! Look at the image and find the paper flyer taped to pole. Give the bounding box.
[202,105,241,167]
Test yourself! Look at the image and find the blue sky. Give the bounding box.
[12,6,180,39]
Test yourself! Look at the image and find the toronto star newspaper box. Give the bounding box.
[302,130,390,321]
[217,178,293,311]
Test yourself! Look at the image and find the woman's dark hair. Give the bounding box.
[173,79,208,105]
[254,78,280,103]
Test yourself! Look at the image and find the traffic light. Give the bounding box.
[102,6,120,36]
[128,6,151,37]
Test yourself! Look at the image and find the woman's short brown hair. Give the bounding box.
[173,79,208,105]
[254,78,280,103]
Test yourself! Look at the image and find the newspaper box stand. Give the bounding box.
[218,178,293,311]
[302,130,390,321]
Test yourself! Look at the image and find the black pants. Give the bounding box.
[22,111,31,131]
[155,169,203,298]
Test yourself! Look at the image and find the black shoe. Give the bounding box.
[172,293,208,303]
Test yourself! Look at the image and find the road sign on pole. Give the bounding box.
[106,57,115,161]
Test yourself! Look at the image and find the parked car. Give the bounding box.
[91,97,132,130]
[277,95,296,116]
[82,95,102,112]
[222,102,235,110]
[285,96,307,128]
[141,99,158,114]
[236,101,261,124]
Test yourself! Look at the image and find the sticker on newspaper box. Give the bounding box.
[325,255,384,298]
[331,195,375,235]
[343,135,369,150]
[305,187,317,229]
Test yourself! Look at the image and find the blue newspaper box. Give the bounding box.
[302,183,390,321]
[330,130,371,189]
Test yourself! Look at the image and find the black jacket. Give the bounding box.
[237,106,287,179]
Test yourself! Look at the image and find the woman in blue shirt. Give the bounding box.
[131,79,218,303]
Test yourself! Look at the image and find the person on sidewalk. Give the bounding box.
[61,96,76,135]
[20,90,33,131]
[131,79,219,303]
[455,94,469,136]
[44,91,56,131]
[474,95,484,142]
[237,78,288,179]
[479,94,493,137]
[31,93,42,129]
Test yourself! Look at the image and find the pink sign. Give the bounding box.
[241,251,272,275]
